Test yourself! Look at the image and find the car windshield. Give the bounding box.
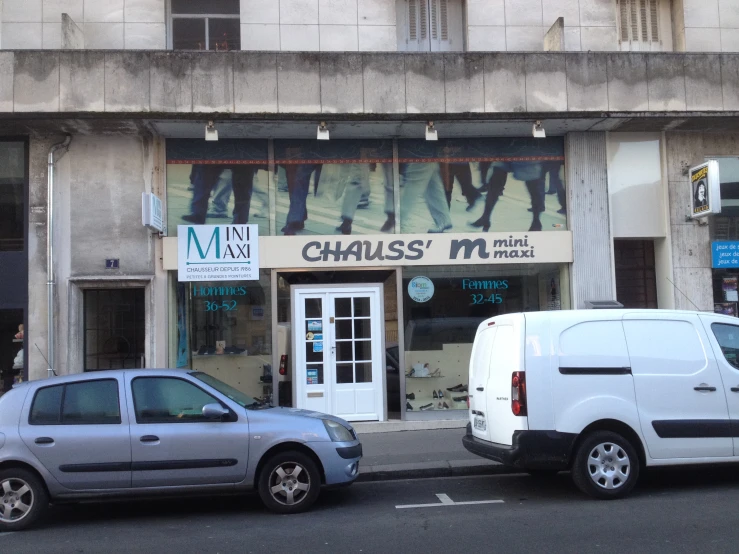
[190,372,269,410]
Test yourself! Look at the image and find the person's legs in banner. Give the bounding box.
[525,177,546,231]
[230,166,256,224]
[337,164,370,235]
[210,170,233,218]
[451,162,480,211]
[399,162,437,233]
[380,162,395,232]
[182,165,223,224]
[424,164,453,233]
[283,163,318,235]
[470,163,510,232]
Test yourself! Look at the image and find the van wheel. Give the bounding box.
[258,451,321,514]
[571,431,640,500]
[0,468,49,531]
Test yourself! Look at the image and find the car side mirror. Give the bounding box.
[202,403,228,420]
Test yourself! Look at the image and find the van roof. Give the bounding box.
[481,309,738,326]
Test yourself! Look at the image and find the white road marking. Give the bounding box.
[396,493,504,509]
[0,532,16,538]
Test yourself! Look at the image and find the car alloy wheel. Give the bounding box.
[268,461,311,507]
[0,477,34,523]
[586,442,630,490]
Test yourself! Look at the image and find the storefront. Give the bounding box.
[0,139,28,393]
[162,136,573,421]
[709,158,739,316]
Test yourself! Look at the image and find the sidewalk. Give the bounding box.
[354,426,520,482]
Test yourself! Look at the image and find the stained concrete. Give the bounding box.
[13,51,60,112]
[566,53,608,112]
[362,53,406,114]
[319,53,364,114]
[276,53,321,114]
[105,52,151,112]
[404,54,445,114]
[443,53,485,113]
[60,51,105,112]
[234,52,277,114]
[150,52,192,113]
[483,53,526,113]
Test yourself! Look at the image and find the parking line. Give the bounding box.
[396,493,504,509]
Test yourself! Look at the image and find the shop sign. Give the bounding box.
[712,241,739,268]
[178,224,260,281]
[408,276,434,303]
[142,193,164,233]
[690,160,721,219]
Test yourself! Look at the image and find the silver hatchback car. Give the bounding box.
[0,369,362,531]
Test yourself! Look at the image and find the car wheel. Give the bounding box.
[0,468,49,531]
[571,430,640,500]
[258,451,321,514]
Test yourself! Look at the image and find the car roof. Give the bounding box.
[18,368,194,388]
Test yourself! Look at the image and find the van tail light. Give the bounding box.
[511,371,527,416]
[279,355,288,376]
[466,396,470,409]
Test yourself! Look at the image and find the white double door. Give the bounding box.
[292,285,385,422]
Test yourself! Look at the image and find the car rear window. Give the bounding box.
[29,379,121,425]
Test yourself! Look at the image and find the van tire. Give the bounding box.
[571,430,640,500]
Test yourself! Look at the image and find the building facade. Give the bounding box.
[1,0,738,422]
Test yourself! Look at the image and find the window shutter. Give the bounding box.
[649,0,659,42]
[408,0,418,41]
[618,0,660,44]
[619,0,629,41]
[639,0,648,41]
[439,0,449,41]
[419,0,428,40]
[430,0,438,40]
[629,0,638,41]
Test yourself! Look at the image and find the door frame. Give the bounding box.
[291,283,387,422]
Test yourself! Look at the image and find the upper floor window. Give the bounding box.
[170,0,240,51]
[397,0,464,52]
[617,0,672,51]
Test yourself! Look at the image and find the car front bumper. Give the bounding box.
[309,440,363,486]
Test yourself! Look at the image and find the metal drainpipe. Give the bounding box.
[47,135,72,378]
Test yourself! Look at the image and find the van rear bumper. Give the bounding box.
[462,424,577,470]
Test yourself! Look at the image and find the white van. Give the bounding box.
[462,309,739,499]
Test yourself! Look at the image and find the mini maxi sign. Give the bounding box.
[690,160,721,219]
[178,225,260,282]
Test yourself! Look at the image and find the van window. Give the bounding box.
[471,327,497,387]
[623,319,706,375]
[490,325,517,373]
[559,321,630,369]
[711,323,739,370]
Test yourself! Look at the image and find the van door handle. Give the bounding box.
[34,437,54,445]
[476,387,484,391]
[140,435,159,443]
[731,387,739,392]
[694,386,717,392]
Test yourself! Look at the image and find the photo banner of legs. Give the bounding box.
[165,137,566,237]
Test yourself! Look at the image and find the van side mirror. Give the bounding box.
[202,403,228,420]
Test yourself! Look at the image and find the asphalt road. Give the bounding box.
[3,467,739,554]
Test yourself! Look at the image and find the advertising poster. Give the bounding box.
[715,302,737,317]
[397,138,566,234]
[274,140,394,236]
[166,139,270,237]
[723,277,738,302]
[689,160,721,219]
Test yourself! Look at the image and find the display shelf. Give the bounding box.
[192,353,247,358]
[13,339,23,343]
[406,375,445,379]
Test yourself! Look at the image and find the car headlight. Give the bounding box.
[323,419,354,442]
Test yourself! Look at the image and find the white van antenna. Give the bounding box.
[666,277,702,311]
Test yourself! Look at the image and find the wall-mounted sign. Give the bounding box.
[712,241,739,268]
[177,224,260,282]
[162,232,573,271]
[690,160,721,219]
[142,192,164,233]
[408,276,435,303]
[105,259,119,269]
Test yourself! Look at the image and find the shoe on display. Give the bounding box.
[406,401,414,411]
[438,389,444,398]
[406,393,415,400]
[420,403,433,410]
[443,402,449,409]
[437,402,443,410]
[452,395,468,402]
[446,384,464,392]
[433,390,438,399]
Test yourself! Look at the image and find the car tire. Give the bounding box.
[571,430,640,500]
[258,451,321,514]
[0,468,49,531]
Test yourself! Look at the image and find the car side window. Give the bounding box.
[29,379,121,425]
[131,377,221,424]
[711,323,739,370]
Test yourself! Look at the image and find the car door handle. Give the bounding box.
[34,437,54,445]
[694,386,717,392]
[476,387,484,391]
[140,435,160,443]
[731,387,739,392]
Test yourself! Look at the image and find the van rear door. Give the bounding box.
[469,321,526,445]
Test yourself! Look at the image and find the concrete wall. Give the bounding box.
[27,133,163,379]
[664,132,739,310]
[678,0,739,52]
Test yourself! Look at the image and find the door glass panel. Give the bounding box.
[355,363,372,383]
[336,364,353,384]
[305,298,322,319]
[306,364,323,385]
[336,341,353,362]
[354,319,372,339]
[336,319,353,340]
[354,297,371,317]
[335,297,352,318]
[131,377,219,423]
[354,340,372,361]
[306,345,323,363]
[29,385,63,424]
[62,380,121,424]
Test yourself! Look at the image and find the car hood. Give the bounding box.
[271,407,354,430]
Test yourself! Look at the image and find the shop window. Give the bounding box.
[709,157,739,317]
[402,264,565,415]
[176,271,272,402]
[397,0,464,52]
[1,309,24,394]
[170,0,240,51]
[0,141,25,252]
[84,289,145,371]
